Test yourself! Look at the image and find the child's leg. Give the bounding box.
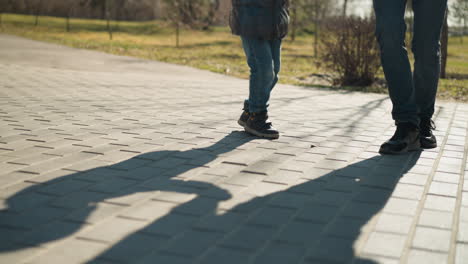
[269,39,282,94]
[241,36,275,113]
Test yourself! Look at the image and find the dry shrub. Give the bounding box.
[320,16,381,87]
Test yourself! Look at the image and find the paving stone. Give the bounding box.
[247,206,296,228]
[200,247,252,264]
[457,221,468,243]
[407,249,448,264]
[399,173,429,186]
[79,217,147,243]
[65,202,127,224]
[306,237,354,263]
[142,212,200,237]
[412,227,451,252]
[428,181,459,197]
[418,209,453,229]
[98,233,166,263]
[222,225,278,250]
[118,200,175,221]
[136,253,192,264]
[362,232,406,258]
[455,243,468,264]
[382,197,419,216]
[27,238,108,264]
[326,217,364,239]
[433,171,461,184]
[14,220,84,246]
[1,34,467,264]
[275,221,324,245]
[375,213,413,234]
[424,195,457,212]
[164,229,222,257]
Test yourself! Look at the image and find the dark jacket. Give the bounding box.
[229,0,290,40]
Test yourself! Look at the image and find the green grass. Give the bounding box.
[1,14,467,102]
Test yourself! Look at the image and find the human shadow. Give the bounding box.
[1,130,422,264]
[83,151,422,263]
[0,131,254,253]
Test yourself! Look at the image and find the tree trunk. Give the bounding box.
[106,0,112,40]
[66,16,70,32]
[176,22,180,48]
[440,12,448,79]
[290,4,297,42]
[342,0,348,17]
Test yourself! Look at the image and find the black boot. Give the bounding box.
[237,101,249,128]
[379,122,421,155]
[420,118,437,149]
[244,111,279,139]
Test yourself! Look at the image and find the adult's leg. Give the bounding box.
[412,0,448,120]
[373,0,419,126]
[241,37,275,113]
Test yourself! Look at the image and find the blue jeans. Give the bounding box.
[241,36,282,113]
[373,0,447,125]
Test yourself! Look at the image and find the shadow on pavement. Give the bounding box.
[0,131,422,264]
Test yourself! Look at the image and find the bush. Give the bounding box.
[320,16,381,87]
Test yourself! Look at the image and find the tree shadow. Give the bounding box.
[0,131,422,264]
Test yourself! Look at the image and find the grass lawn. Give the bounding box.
[1,14,467,102]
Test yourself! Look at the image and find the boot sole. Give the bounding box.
[379,140,421,155]
[237,119,246,128]
[244,126,279,139]
[420,140,437,149]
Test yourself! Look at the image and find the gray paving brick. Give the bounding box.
[79,217,147,243]
[27,238,108,264]
[98,233,167,263]
[407,249,448,264]
[424,195,457,212]
[222,225,278,250]
[136,253,192,264]
[455,243,468,264]
[275,221,324,245]
[375,213,413,234]
[164,229,222,257]
[362,232,406,258]
[65,202,127,224]
[143,212,200,237]
[392,183,424,200]
[428,181,459,197]
[457,221,468,243]
[254,242,306,264]
[412,227,451,252]
[1,34,467,264]
[418,209,454,229]
[247,206,296,228]
[306,237,354,263]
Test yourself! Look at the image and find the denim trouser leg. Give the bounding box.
[412,0,448,120]
[374,0,418,125]
[374,0,447,125]
[241,37,282,113]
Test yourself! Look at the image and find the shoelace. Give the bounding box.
[421,120,436,132]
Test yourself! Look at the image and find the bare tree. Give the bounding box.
[452,0,468,43]
[320,16,381,86]
[162,0,214,47]
[342,0,349,17]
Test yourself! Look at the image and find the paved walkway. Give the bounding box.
[0,34,467,264]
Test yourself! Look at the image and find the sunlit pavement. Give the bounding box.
[0,33,467,264]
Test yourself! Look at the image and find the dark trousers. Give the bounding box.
[373,0,448,125]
